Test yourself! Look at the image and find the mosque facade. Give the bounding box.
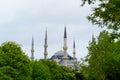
[31,26,78,69]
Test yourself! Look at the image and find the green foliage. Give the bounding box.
[38,59,76,80]
[81,0,120,31]
[81,0,120,79]
[81,31,120,80]
[0,41,32,80]
[31,60,51,80]
[0,66,18,80]
[81,0,97,6]
[0,41,78,80]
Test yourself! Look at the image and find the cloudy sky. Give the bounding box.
[0,0,102,60]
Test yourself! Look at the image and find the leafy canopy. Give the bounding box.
[81,31,120,80]
[0,41,32,80]
[81,0,120,31]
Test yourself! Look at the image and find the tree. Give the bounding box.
[0,41,32,80]
[40,59,76,80]
[31,59,76,80]
[81,31,120,80]
[31,60,51,80]
[81,0,120,79]
[81,0,120,31]
[0,66,18,80]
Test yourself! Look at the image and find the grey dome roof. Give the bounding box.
[50,51,73,60]
[54,51,64,56]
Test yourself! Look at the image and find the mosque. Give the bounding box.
[31,26,78,69]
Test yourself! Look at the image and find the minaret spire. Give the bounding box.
[73,40,76,58]
[64,26,67,38]
[92,34,95,42]
[44,27,48,59]
[73,40,77,69]
[63,26,68,66]
[31,36,34,60]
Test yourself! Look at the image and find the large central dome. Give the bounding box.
[50,51,73,60]
[50,50,77,68]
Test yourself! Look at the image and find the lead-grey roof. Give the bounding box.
[50,51,74,60]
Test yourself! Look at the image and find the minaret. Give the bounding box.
[92,34,95,42]
[44,28,48,59]
[73,40,77,69]
[73,40,76,59]
[63,26,68,66]
[31,36,34,61]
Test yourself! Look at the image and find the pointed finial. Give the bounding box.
[64,25,67,38]
[73,40,76,59]
[92,34,95,41]
[73,40,75,48]
[31,36,34,60]
[32,36,34,45]
[31,35,34,49]
[45,27,47,40]
[45,27,47,44]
